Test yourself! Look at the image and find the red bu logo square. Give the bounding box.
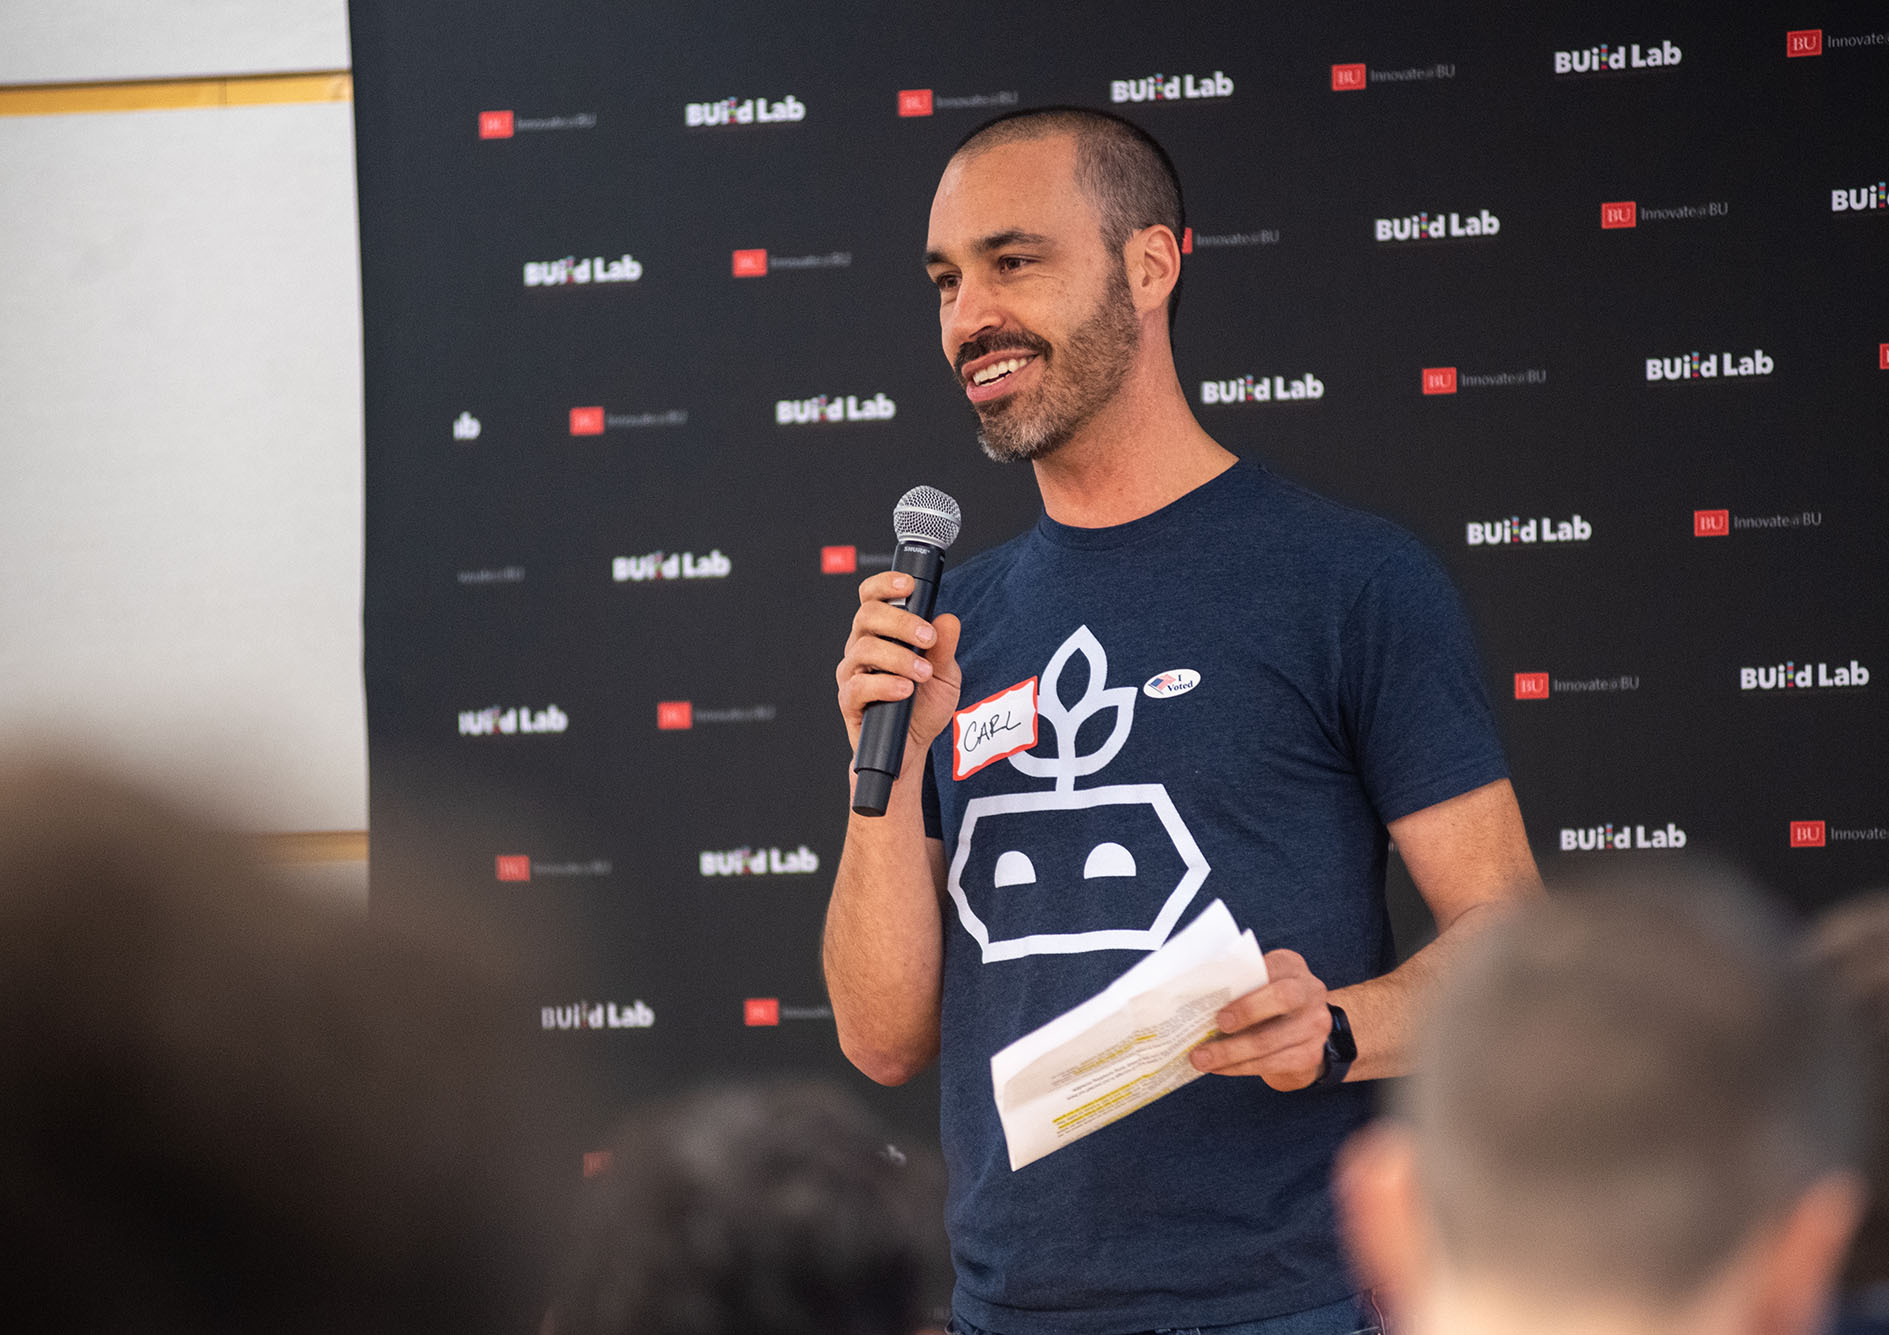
[1332,63,1367,91]
[1181,227,1194,254]
[821,545,858,574]
[569,406,604,436]
[582,1150,614,1178]
[495,855,531,882]
[1514,672,1550,700]
[1787,29,1823,57]
[744,997,781,1026]
[1694,509,1730,537]
[478,110,514,139]
[732,248,768,277]
[1879,343,1889,371]
[1601,201,1637,229]
[1422,367,1457,395]
[898,89,934,117]
[657,700,693,730]
[1791,820,1826,847]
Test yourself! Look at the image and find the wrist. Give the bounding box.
[1309,1002,1356,1088]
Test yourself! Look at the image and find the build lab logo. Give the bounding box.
[1645,349,1773,381]
[775,393,896,424]
[541,1000,653,1030]
[684,94,805,127]
[1374,209,1500,242]
[1831,181,1887,212]
[458,704,568,736]
[1552,39,1683,74]
[523,254,642,286]
[495,855,612,882]
[1739,660,1870,691]
[1109,70,1234,103]
[1198,373,1324,404]
[700,845,820,877]
[1466,514,1592,546]
[612,550,731,582]
[1559,822,1688,851]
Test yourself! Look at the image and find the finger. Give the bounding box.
[1209,1044,1327,1090]
[857,570,917,606]
[843,635,936,682]
[839,671,916,719]
[1216,975,1320,1034]
[852,600,937,651]
[1193,1008,1328,1072]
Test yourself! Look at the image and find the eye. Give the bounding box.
[997,255,1029,272]
[993,850,1037,888]
[932,271,959,294]
[1082,843,1136,879]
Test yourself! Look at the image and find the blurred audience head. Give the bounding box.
[0,754,581,1334]
[1338,875,1867,1335]
[549,1082,943,1335]
[1808,891,1889,1326]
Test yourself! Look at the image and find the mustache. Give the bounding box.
[954,330,1051,378]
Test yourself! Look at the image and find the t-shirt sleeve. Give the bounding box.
[1339,537,1509,824]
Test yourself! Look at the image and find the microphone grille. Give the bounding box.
[893,485,963,550]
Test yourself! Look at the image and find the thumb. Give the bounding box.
[929,613,963,678]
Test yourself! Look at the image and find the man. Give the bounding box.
[1336,880,1867,1335]
[827,107,1541,1334]
[1808,893,1889,1334]
[547,1082,947,1335]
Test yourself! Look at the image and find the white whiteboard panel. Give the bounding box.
[0,1,350,85]
[0,100,365,830]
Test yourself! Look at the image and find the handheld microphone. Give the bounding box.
[852,485,963,817]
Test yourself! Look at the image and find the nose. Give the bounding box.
[944,270,1006,365]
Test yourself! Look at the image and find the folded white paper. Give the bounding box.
[990,899,1268,1171]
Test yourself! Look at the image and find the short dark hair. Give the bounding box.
[1401,877,1866,1305]
[1808,891,1889,1288]
[0,757,580,1335]
[955,106,1186,328]
[550,1082,944,1335]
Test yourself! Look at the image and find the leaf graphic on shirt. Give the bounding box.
[1008,626,1138,792]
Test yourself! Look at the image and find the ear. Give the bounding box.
[1334,1121,1427,1321]
[1750,1172,1865,1335]
[1121,224,1181,320]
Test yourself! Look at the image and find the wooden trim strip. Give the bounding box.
[252,830,369,865]
[0,70,352,118]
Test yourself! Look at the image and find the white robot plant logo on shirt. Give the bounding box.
[946,625,1211,963]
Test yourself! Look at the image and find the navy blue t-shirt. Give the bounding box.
[920,461,1507,1335]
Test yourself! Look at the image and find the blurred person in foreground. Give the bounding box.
[0,756,582,1335]
[1810,892,1889,1335]
[547,1082,946,1335]
[1336,879,1868,1335]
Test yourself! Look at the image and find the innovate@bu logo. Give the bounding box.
[731,249,767,277]
[1602,201,1637,228]
[496,855,530,882]
[1109,71,1234,103]
[821,545,858,574]
[1331,63,1367,90]
[478,109,514,138]
[1552,40,1682,74]
[744,998,780,1026]
[1422,367,1458,395]
[1788,29,1823,57]
[1515,673,1551,700]
[1880,343,1889,370]
[1792,820,1827,847]
[898,89,934,116]
[657,701,693,730]
[569,406,604,436]
[1695,509,1730,537]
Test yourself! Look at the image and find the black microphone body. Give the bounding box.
[851,539,945,817]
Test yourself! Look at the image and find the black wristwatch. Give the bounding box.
[1310,1002,1356,1088]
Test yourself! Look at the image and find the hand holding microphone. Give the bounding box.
[836,487,963,817]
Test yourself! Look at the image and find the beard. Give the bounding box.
[961,266,1140,464]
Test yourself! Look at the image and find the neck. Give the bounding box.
[1028,329,1235,528]
[1413,1270,1757,1335]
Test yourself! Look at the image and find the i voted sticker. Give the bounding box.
[953,677,1039,780]
[1143,668,1200,699]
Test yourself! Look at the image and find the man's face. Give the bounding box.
[925,135,1140,463]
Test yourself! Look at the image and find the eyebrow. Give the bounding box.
[923,229,1055,268]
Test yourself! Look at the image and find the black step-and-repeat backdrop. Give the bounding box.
[352,2,1889,1148]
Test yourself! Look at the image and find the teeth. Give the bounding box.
[971,356,1029,386]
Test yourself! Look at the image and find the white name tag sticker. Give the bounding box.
[953,677,1039,781]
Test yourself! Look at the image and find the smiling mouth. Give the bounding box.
[970,355,1035,387]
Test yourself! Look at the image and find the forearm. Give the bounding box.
[823,767,945,1086]
[1330,898,1517,1082]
